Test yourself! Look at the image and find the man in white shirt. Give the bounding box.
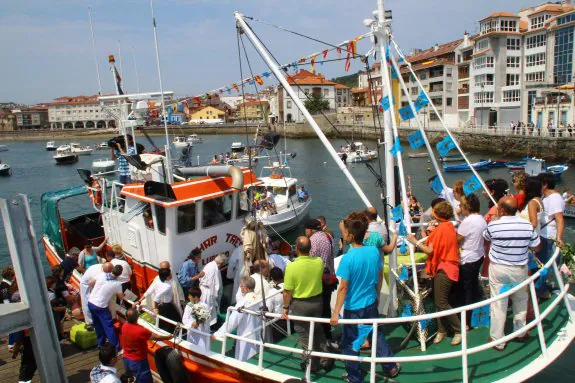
[88,264,124,351]
[111,246,132,291]
[263,187,277,214]
[213,276,262,361]
[200,254,225,326]
[80,261,111,330]
[268,240,290,272]
[483,196,541,351]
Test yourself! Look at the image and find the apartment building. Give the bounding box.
[455,33,475,126]
[47,95,116,129]
[233,100,270,122]
[11,107,49,129]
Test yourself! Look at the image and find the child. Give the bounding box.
[182,288,210,352]
[408,201,461,346]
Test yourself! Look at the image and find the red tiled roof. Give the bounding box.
[527,4,574,17]
[479,12,519,22]
[402,38,463,64]
[286,69,348,88]
[48,94,114,106]
[237,100,269,106]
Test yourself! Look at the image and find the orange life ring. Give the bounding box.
[269,173,283,179]
[88,179,102,207]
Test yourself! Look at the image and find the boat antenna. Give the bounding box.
[88,6,102,95]
[149,0,172,182]
[132,45,141,93]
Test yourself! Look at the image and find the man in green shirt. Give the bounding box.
[281,236,333,372]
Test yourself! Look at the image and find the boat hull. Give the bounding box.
[54,155,79,164]
[0,166,11,176]
[260,198,312,235]
[46,147,57,151]
[443,160,492,172]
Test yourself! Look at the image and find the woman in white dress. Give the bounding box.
[182,288,210,352]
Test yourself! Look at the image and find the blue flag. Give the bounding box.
[178,103,184,113]
[262,72,271,78]
[536,267,548,289]
[249,80,255,85]
[419,319,430,330]
[499,282,519,294]
[399,266,409,281]
[463,174,481,196]
[352,325,373,352]
[401,303,412,317]
[414,90,430,111]
[399,241,407,254]
[385,45,391,61]
[408,131,425,149]
[381,96,391,111]
[398,221,408,237]
[390,64,398,79]
[399,105,415,121]
[436,136,456,157]
[389,137,403,157]
[391,204,403,222]
[471,305,490,328]
[430,175,444,195]
[397,57,405,64]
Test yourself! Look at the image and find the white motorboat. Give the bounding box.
[173,136,192,148]
[53,145,78,164]
[0,162,11,176]
[337,141,378,163]
[46,141,56,151]
[0,145,8,152]
[186,134,203,143]
[92,158,116,173]
[95,142,109,150]
[70,142,93,155]
[231,142,246,153]
[255,163,311,234]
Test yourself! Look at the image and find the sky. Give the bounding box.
[0,0,539,104]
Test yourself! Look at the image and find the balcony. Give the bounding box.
[458,86,470,95]
[429,71,444,79]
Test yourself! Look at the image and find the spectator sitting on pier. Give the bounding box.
[90,343,121,383]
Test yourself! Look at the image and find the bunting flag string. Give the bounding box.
[391,204,403,222]
[389,137,403,157]
[414,90,430,111]
[436,136,456,157]
[408,131,425,149]
[322,49,328,59]
[430,175,444,196]
[399,105,415,121]
[310,54,317,73]
[381,96,391,111]
[398,221,408,237]
[471,306,490,328]
[463,174,481,196]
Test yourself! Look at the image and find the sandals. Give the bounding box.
[451,334,462,346]
[434,332,446,344]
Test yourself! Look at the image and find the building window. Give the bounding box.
[473,56,494,69]
[337,89,342,95]
[474,73,494,86]
[446,98,452,106]
[304,89,310,95]
[323,89,329,97]
[530,15,550,30]
[506,73,520,86]
[502,90,521,102]
[527,90,537,123]
[286,100,292,108]
[419,73,427,80]
[507,56,521,68]
[557,14,574,26]
[474,92,494,104]
[526,34,546,49]
[506,38,521,50]
[411,87,418,95]
[475,39,488,52]
[526,52,546,67]
[526,72,545,82]
[446,68,452,77]
[500,19,517,32]
[554,26,574,84]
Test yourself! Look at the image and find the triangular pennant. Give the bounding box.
[471,305,490,328]
[389,137,403,157]
[381,96,391,111]
[352,325,373,352]
[322,49,328,59]
[262,72,271,78]
[414,90,430,111]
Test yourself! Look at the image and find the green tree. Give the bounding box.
[304,92,330,114]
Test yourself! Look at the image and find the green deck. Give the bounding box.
[210,298,570,382]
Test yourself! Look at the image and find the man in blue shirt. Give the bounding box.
[331,212,400,382]
[297,185,309,202]
[177,248,203,296]
[112,135,136,185]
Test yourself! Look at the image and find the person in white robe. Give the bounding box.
[182,288,211,352]
[227,246,245,305]
[235,259,271,304]
[199,254,226,326]
[147,261,185,317]
[213,276,262,361]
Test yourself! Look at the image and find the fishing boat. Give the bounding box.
[187,134,203,143]
[505,161,526,170]
[255,162,311,234]
[489,159,508,168]
[337,142,378,163]
[0,161,11,176]
[53,145,78,164]
[409,152,429,158]
[525,158,569,180]
[46,141,57,151]
[95,142,109,150]
[231,142,246,153]
[92,158,116,173]
[443,159,492,172]
[0,144,8,152]
[548,164,569,179]
[70,142,93,155]
[438,154,464,162]
[173,136,191,148]
[39,2,575,382]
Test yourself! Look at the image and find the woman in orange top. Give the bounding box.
[408,201,461,346]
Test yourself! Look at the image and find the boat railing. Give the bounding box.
[219,247,572,383]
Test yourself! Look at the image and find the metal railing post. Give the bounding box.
[551,259,575,322]
[306,319,315,382]
[529,281,548,358]
[221,307,232,356]
[258,316,266,370]
[461,312,468,383]
[370,323,378,383]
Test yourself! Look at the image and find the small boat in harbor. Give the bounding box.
[489,160,508,168]
[231,142,246,153]
[46,141,57,151]
[409,152,429,158]
[173,136,191,148]
[187,134,203,143]
[505,161,526,170]
[92,158,116,173]
[525,157,569,180]
[53,145,79,165]
[0,161,11,176]
[0,144,8,152]
[337,142,378,163]
[443,160,492,172]
[439,154,464,162]
[70,143,93,156]
[548,164,569,179]
[95,142,109,150]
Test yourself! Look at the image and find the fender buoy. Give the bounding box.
[154,346,188,383]
[88,179,102,207]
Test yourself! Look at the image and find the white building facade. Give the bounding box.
[48,95,116,129]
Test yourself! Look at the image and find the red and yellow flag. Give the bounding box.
[232,82,239,92]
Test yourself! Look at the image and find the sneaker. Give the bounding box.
[434,332,446,344]
[384,363,401,378]
[451,334,462,346]
[487,337,506,351]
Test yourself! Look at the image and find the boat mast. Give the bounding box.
[235,12,373,208]
[118,40,125,85]
[132,46,141,93]
[88,7,103,95]
[150,0,173,182]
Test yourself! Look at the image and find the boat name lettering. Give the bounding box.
[198,235,218,252]
[225,233,243,247]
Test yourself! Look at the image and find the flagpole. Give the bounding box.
[132,46,141,93]
[88,7,102,95]
[150,0,172,182]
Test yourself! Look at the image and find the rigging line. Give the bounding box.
[289,56,361,66]
[241,19,387,189]
[364,57,386,189]
[243,15,364,56]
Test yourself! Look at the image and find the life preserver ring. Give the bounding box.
[88,179,102,207]
[269,173,283,179]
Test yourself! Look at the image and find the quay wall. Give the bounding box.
[1,118,573,161]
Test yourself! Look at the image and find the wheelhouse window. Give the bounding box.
[237,190,251,218]
[202,195,233,228]
[154,205,166,235]
[177,203,196,234]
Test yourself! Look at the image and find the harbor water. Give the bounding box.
[0,134,574,380]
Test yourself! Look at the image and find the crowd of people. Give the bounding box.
[506,121,574,137]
